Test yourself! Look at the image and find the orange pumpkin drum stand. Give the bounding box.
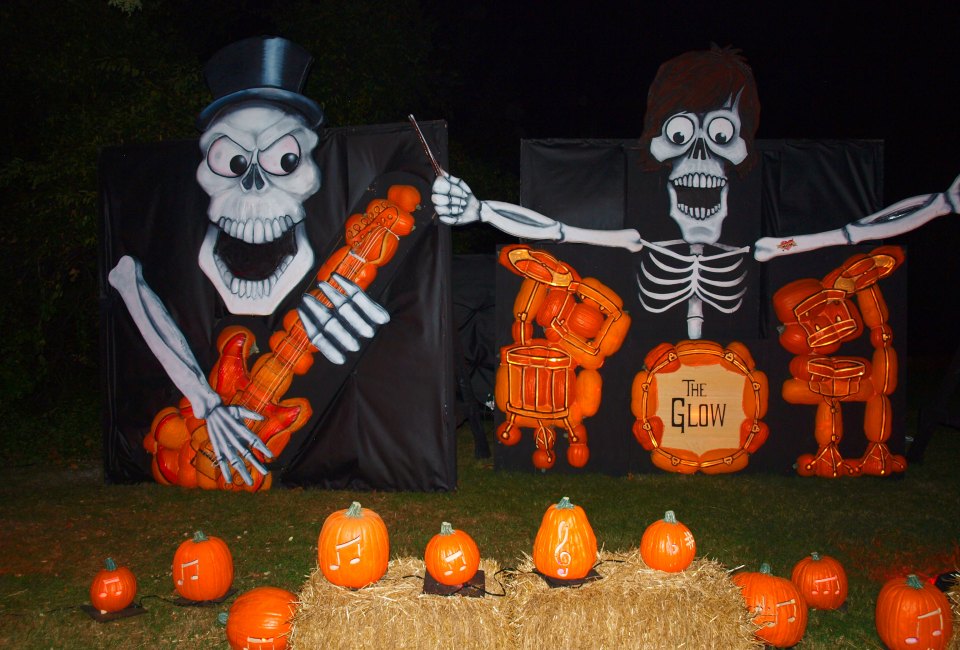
[494,245,630,470]
[773,245,907,478]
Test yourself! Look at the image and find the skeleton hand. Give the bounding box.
[298,273,389,364]
[432,173,482,226]
[948,173,960,213]
[201,402,271,486]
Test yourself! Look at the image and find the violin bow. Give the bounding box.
[408,114,445,178]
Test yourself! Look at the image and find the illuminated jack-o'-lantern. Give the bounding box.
[532,496,598,580]
[317,502,390,589]
[790,552,848,610]
[222,586,298,650]
[494,245,630,470]
[424,522,481,587]
[733,563,808,647]
[172,530,234,602]
[89,558,137,614]
[875,574,953,650]
[631,340,768,474]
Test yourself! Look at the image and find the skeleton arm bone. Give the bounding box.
[754,173,960,261]
[432,173,646,251]
[108,255,271,485]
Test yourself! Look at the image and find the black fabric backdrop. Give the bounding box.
[99,120,458,491]
[491,138,907,475]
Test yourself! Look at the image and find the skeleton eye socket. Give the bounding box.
[258,134,302,176]
[663,115,695,145]
[207,136,251,178]
[707,117,736,145]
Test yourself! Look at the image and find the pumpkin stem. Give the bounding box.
[440,521,454,536]
[810,551,821,561]
[193,530,208,543]
[217,612,228,626]
[556,496,574,509]
[346,501,363,518]
[664,510,677,524]
[906,574,923,589]
[104,557,118,571]
[760,562,772,575]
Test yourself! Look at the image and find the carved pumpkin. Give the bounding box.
[424,522,481,586]
[317,501,389,589]
[790,552,847,610]
[733,563,808,647]
[875,574,953,650]
[223,586,297,650]
[532,496,597,580]
[639,510,696,572]
[172,530,234,602]
[89,557,137,613]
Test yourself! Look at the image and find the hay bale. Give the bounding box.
[504,550,759,649]
[291,557,512,649]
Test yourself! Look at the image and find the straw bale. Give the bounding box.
[504,550,760,650]
[291,557,512,649]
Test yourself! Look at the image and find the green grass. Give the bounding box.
[1,412,958,647]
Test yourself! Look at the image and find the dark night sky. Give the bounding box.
[432,2,959,200]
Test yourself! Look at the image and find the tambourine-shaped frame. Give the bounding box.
[631,340,769,474]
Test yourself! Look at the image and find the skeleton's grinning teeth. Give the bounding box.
[217,215,296,244]
[671,173,726,221]
[212,222,298,290]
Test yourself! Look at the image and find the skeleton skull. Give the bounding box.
[649,96,747,245]
[197,104,320,315]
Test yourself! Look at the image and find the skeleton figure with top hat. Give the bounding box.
[432,46,960,339]
[109,37,387,486]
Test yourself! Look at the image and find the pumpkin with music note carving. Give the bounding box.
[317,502,389,589]
[172,530,234,602]
[876,574,953,650]
[89,558,137,613]
[790,552,847,610]
[532,496,597,580]
[733,563,808,647]
[424,522,481,586]
[222,586,297,650]
[640,510,696,573]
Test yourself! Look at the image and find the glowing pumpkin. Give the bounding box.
[317,501,389,588]
[222,586,297,650]
[733,563,808,647]
[532,496,597,580]
[89,557,137,614]
[790,552,847,610]
[172,530,234,602]
[424,521,481,586]
[639,510,696,572]
[875,574,953,650]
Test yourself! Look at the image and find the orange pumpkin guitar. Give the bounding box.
[144,184,420,491]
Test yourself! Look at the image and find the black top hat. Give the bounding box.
[197,36,324,130]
